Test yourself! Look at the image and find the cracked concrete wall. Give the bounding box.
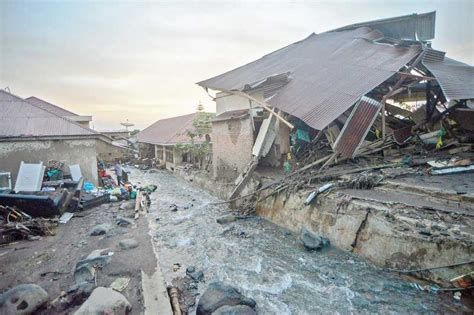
[256,188,474,283]
[0,139,98,185]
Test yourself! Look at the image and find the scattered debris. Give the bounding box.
[110,277,131,292]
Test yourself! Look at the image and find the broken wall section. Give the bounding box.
[0,139,98,185]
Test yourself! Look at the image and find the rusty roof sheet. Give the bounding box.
[422,49,474,101]
[334,96,382,159]
[198,27,421,130]
[0,90,98,139]
[25,96,80,117]
[137,113,212,145]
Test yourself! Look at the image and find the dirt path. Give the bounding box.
[0,187,167,314]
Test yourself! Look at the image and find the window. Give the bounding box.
[166,151,174,163]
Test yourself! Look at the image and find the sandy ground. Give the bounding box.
[0,199,158,314]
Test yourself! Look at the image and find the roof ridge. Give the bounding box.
[2,89,98,136]
[25,96,80,117]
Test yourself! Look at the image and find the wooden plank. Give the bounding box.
[229,90,294,129]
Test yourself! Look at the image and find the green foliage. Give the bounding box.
[175,112,213,163]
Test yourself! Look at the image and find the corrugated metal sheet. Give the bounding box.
[25,96,79,117]
[0,90,98,139]
[330,11,436,41]
[422,48,474,101]
[198,27,420,130]
[137,113,212,145]
[334,96,382,158]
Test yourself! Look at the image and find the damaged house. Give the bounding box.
[197,12,474,198]
[137,112,213,171]
[0,90,130,185]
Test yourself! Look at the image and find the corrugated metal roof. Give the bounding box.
[0,90,98,139]
[422,48,474,101]
[330,11,436,41]
[198,27,420,130]
[137,113,212,145]
[25,96,80,117]
[334,96,382,159]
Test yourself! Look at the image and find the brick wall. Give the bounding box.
[212,117,254,181]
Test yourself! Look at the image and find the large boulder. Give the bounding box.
[196,282,256,315]
[74,287,131,315]
[0,284,49,314]
[300,226,329,251]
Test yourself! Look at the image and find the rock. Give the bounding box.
[216,215,238,224]
[119,239,139,250]
[419,228,432,236]
[196,282,256,315]
[300,226,329,251]
[0,284,49,314]
[74,287,131,315]
[119,201,135,211]
[213,305,258,315]
[186,266,204,282]
[75,249,113,284]
[170,204,178,211]
[89,223,111,236]
[116,216,134,227]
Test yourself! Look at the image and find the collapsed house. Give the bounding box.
[0,90,131,185]
[197,11,474,198]
[137,112,213,171]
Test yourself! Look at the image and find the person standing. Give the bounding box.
[114,160,123,185]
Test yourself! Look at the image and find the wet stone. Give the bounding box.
[300,226,329,251]
[213,304,258,315]
[90,223,111,236]
[216,215,238,224]
[186,266,204,282]
[196,282,256,315]
[0,284,49,314]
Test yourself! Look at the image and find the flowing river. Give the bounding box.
[134,169,465,314]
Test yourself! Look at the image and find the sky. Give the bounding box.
[1,0,473,130]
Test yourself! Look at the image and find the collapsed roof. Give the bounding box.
[198,12,473,131]
[0,90,98,139]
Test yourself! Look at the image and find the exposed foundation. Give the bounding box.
[256,177,474,283]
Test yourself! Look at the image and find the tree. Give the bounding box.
[175,111,213,168]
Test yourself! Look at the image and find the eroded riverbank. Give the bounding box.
[137,169,469,314]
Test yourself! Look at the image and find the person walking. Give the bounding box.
[114,160,123,185]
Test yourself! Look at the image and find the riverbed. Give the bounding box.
[135,169,467,314]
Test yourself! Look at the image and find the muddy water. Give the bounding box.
[135,169,465,314]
